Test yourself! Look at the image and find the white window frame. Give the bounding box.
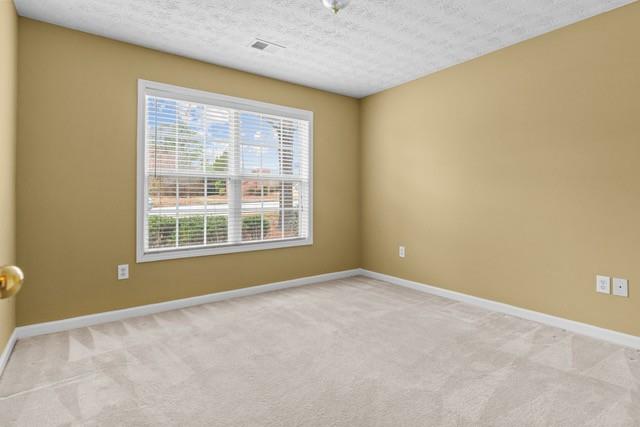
[136,79,313,263]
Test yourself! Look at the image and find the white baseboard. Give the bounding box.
[5,267,638,377]
[14,269,361,340]
[359,269,640,350]
[0,329,17,376]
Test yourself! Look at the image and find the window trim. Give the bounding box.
[136,79,313,263]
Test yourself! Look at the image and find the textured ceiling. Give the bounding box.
[14,0,636,98]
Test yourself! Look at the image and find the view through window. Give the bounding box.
[137,81,312,261]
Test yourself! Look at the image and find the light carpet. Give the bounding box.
[0,276,639,426]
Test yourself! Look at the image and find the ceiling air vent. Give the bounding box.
[249,38,285,52]
[251,40,269,50]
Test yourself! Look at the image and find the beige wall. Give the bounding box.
[16,18,360,325]
[0,0,17,348]
[15,3,640,337]
[361,3,640,336]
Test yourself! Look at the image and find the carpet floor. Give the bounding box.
[0,276,639,426]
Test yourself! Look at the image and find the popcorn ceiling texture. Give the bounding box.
[14,0,635,97]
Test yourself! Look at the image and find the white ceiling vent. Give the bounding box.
[250,38,285,52]
[251,40,269,50]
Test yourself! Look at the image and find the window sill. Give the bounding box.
[136,237,313,263]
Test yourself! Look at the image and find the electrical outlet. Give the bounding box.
[596,275,610,294]
[612,277,628,297]
[117,264,129,280]
[399,246,405,258]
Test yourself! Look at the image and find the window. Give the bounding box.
[137,80,313,262]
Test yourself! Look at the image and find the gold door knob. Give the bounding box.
[0,265,24,299]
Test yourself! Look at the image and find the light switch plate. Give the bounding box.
[596,275,610,294]
[117,264,129,280]
[612,277,628,297]
[399,246,405,258]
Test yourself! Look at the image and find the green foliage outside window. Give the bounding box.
[242,215,270,241]
[148,215,229,248]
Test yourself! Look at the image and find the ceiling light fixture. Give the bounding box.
[322,0,350,14]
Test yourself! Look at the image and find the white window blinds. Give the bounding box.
[137,80,312,262]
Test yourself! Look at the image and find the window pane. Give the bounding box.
[177,177,205,208]
[262,210,281,240]
[206,215,228,244]
[206,178,228,212]
[262,146,279,175]
[241,179,262,211]
[240,179,283,211]
[281,181,300,208]
[153,131,177,172]
[148,176,176,209]
[283,211,300,238]
[205,109,231,144]
[281,119,302,176]
[239,113,279,147]
[242,212,268,242]
[177,104,204,173]
[241,145,261,175]
[206,143,229,173]
[147,98,178,172]
[148,215,176,248]
[261,180,279,208]
[178,215,204,247]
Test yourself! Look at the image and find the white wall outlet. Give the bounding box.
[596,275,610,294]
[117,264,129,280]
[612,277,628,297]
[399,246,405,258]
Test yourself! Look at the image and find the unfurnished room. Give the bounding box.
[0,0,639,425]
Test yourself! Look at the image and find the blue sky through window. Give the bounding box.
[147,96,303,175]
